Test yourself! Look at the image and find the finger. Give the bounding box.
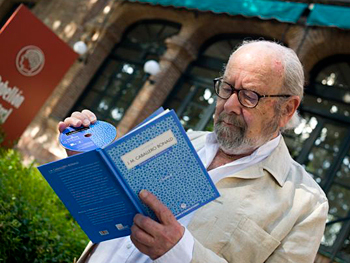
[131,223,155,245]
[71,112,92,127]
[81,109,97,123]
[139,190,176,225]
[133,213,163,238]
[130,234,153,257]
[58,121,68,133]
[65,149,80,157]
[63,117,83,128]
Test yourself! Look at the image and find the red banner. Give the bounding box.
[0,5,78,144]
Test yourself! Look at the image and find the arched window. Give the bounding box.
[163,35,274,131]
[71,20,181,125]
[283,56,350,262]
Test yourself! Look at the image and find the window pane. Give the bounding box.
[338,235,350,262]
[303,94,350,119]
[80,91,99,108]
[303,123,347,184]
[102,60,120,78]
[334,152,350,187]
[177,82,194,99]
[179,103,203,130]
[315,62,350,90]
[328,184,350,219]
[191,86,215,107]
[323,148,350,260]
[106,78,123,97]
[322,216,343,248]
[322,185,350,248]
[93,77,109,92]
[114,46,142,61]
[310,57,350,260]
[97,97,112,113]
[165,36,274,131]
[166,100,181,113]
[284,114,319,158]
[71,21,181,125]
[166,81,195,114]
[109,107,125,122]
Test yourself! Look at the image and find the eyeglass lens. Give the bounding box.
[215,80,259,108]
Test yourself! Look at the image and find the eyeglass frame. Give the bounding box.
[213,77,292,108]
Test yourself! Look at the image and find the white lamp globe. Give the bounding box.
[144,60,161,75]
[73,41,88,55]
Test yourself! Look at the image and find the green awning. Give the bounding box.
[307,4,350,29]
[127,0,308,23]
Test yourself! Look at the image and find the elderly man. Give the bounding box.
[59,40,328,262]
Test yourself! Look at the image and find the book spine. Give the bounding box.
[96,148,145,215]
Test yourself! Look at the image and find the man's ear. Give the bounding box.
[279,96,301,128]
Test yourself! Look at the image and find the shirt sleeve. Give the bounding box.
[153,227,194,263]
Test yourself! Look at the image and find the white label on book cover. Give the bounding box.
[121,130,177,169]
[99,230,109,235]
[115,223,129,230]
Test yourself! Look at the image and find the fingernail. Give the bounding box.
[89,117,96,122]
[83,119,89,125]
[140,189,148,198]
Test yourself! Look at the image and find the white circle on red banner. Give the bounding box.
[16,45,45,76]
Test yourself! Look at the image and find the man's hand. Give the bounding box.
[57,109,97,156]
[58,109,97,133]
[131,190,185,260]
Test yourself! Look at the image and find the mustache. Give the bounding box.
[216,112,246,129]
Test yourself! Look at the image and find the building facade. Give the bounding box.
[1,0,350,261]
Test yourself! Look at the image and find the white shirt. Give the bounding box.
[86,133,281,263]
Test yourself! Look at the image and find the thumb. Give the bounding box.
[58,121,67,133]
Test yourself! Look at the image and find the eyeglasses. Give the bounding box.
[213,77,291,108]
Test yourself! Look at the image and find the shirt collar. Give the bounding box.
[203,132,289,187]
[205,132,281,167]
[229,136,291,187]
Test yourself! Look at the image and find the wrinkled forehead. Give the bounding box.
[225,44,285,79]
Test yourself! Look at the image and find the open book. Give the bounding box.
[38,108,219,243]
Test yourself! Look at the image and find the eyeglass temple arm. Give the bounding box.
[261,94,291,98]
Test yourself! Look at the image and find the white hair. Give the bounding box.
[232,40,304,130]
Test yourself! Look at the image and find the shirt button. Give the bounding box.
[126,243,132,249]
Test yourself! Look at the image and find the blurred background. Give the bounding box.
[1,0,350,262]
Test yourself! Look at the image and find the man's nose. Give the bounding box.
[223,92,242,115]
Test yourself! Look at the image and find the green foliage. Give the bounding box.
[0,147,88,263]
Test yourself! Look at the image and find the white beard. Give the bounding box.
[214,112,279,155]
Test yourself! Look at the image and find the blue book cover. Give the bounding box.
[38,109,219,243]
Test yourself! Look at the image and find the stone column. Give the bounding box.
[116,32,199,136]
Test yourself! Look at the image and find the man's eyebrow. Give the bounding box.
[222,77,257,92]
[223,79,249,91]
[222,78,233,85]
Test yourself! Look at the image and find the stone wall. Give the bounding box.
[2,0,348,168]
